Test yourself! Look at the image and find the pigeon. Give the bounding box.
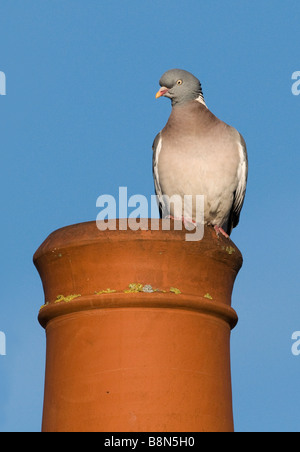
[153,69,248,237]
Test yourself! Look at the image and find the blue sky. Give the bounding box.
[0,0,300,432]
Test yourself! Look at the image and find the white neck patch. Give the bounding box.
[195,94,207,107]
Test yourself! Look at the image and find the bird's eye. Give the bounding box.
[177,79,183,85]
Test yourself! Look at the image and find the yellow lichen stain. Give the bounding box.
[225,246,235,255]
[170,287,181,295]
[95,289,117,295]
[121,284,182,295]
[124,283,144,293]
[54,294,81,303]
[154,288,167,293]
[204,293,213,300]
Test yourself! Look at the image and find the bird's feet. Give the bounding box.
[214,225,230,239]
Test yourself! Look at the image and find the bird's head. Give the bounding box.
[156,69,204,106]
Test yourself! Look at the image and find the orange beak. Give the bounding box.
[155,87,169,99]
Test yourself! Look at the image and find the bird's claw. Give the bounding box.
[214,225,230,239]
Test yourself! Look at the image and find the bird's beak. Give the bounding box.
[155,87,169,99]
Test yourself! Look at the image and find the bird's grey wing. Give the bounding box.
[229,134,248,233]
[152,132,164,218]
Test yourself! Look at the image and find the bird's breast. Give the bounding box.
[157,133,240,225]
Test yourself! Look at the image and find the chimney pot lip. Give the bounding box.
[33,219,243,269]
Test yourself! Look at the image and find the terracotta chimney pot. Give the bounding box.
[34,220,242,432]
